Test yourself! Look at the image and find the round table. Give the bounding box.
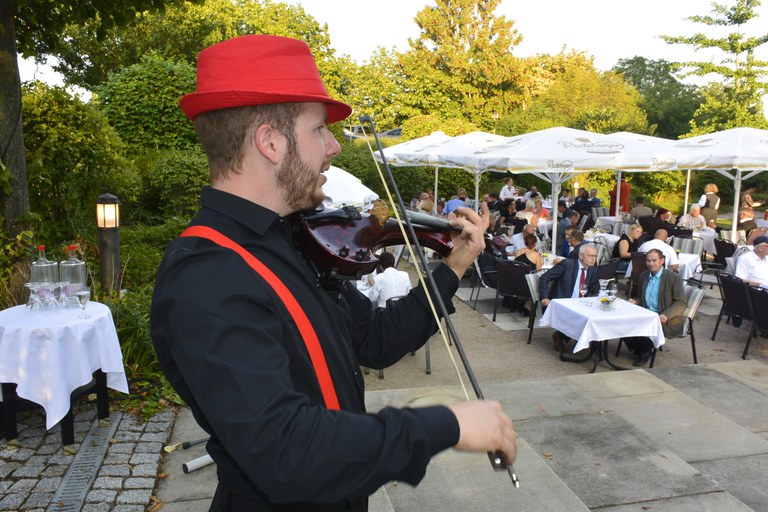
[0,302,128,430]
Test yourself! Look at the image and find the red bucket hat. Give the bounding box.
[179,35,352,123]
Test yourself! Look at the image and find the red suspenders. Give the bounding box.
[180,225,340,410]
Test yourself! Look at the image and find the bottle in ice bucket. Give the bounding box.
[59,244,87,304]
[30,245,58,283]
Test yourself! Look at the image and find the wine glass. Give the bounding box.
[606,280,618,299]
[25,282,40,310]
[76,288,91,319]
[53,281,68,309]
[579,282,588,298]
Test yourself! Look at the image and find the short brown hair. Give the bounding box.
[194,103,302,183]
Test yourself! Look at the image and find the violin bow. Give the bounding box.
[357,115,519,488]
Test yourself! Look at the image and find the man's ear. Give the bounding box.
[253,123,282,165]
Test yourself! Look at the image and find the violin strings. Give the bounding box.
[359,123,471,402]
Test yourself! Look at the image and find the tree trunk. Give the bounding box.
[0,0,30,237]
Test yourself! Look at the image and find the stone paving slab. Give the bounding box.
[692,453,768,511]
[516,412,720,510]
[651,364,768,433]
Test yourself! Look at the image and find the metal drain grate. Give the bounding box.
[47,411,122,512]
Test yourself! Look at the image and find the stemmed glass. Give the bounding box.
[75,288,91,319]
[53,281,69,309]
[25,282,40,310]
[579,282,588,298]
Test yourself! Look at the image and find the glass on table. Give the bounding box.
[75,288,91,319]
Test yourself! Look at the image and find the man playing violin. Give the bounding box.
[151,35,516,512]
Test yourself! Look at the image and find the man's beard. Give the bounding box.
[275,140,325,212]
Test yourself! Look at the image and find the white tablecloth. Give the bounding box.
[0,302,129,429]
[539,297,665,352]
[696,228,716,255]
[537,219,553,238]
[584,230,620,255]
[624,253,701,282]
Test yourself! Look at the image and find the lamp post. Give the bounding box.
[96,193,121,294]
[491,110,499,134]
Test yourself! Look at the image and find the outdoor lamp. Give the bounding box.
[96,193,121,294]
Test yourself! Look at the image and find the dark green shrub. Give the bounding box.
[148,147,209,217]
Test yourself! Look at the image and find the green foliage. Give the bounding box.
[47,0,339,91]
[661,0,768,133]
[147,147,209,217]
[401,115,478,139]
[96,55,198,151]
[0,225,35,309]
[398,0,524,126]
[613,57,704,139]
[120,217,189,288]
[22,81,139,244]
[13,0,196,59]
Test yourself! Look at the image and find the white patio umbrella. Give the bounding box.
[378,131,508,212]
[379,127,709,254]
[671,127,768,240]
[607,131,710,217]
[321,166,378,211]
[444,127,706,252]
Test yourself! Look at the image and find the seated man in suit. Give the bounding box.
[737,207,758,235]
[539,244,600,351]
[566,228,585,261]
[622,249,687,366]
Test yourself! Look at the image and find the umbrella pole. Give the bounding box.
[683,169,691,214]
[731,169,742,242]
[433,167,439,215]
[474,173,481,213]
[551,181,561,255]
[614,170,622,217]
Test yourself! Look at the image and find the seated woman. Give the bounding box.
[532,197,549,223]
[612,223,643,273]
[499,199,517,228]
[514,233,543,271]
[516,200,537,226]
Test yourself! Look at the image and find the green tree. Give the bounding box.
[48,0,339,92]
[613,57,704,139]
[1,0,191,235]
[22,82,138,244]
[96,55,198,151]
[661,0,768,133]
[500,62,649,135]
[398,0,524,128]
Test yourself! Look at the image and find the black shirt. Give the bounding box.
[151,187,460,510]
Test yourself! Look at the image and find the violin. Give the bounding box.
[293,202,459,281]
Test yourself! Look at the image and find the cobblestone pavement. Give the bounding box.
[0,400,175,512]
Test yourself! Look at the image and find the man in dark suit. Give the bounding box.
[622,249,687,366]
[540,244,600,350]
[737,207,758,235]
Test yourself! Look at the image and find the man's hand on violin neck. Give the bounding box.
[449,400,517,465]
[444,202,490,279]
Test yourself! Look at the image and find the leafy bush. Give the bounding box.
[120,217,190,287]
[147,147,209,217]
[96,54,198,151]
[22,82,139,245]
